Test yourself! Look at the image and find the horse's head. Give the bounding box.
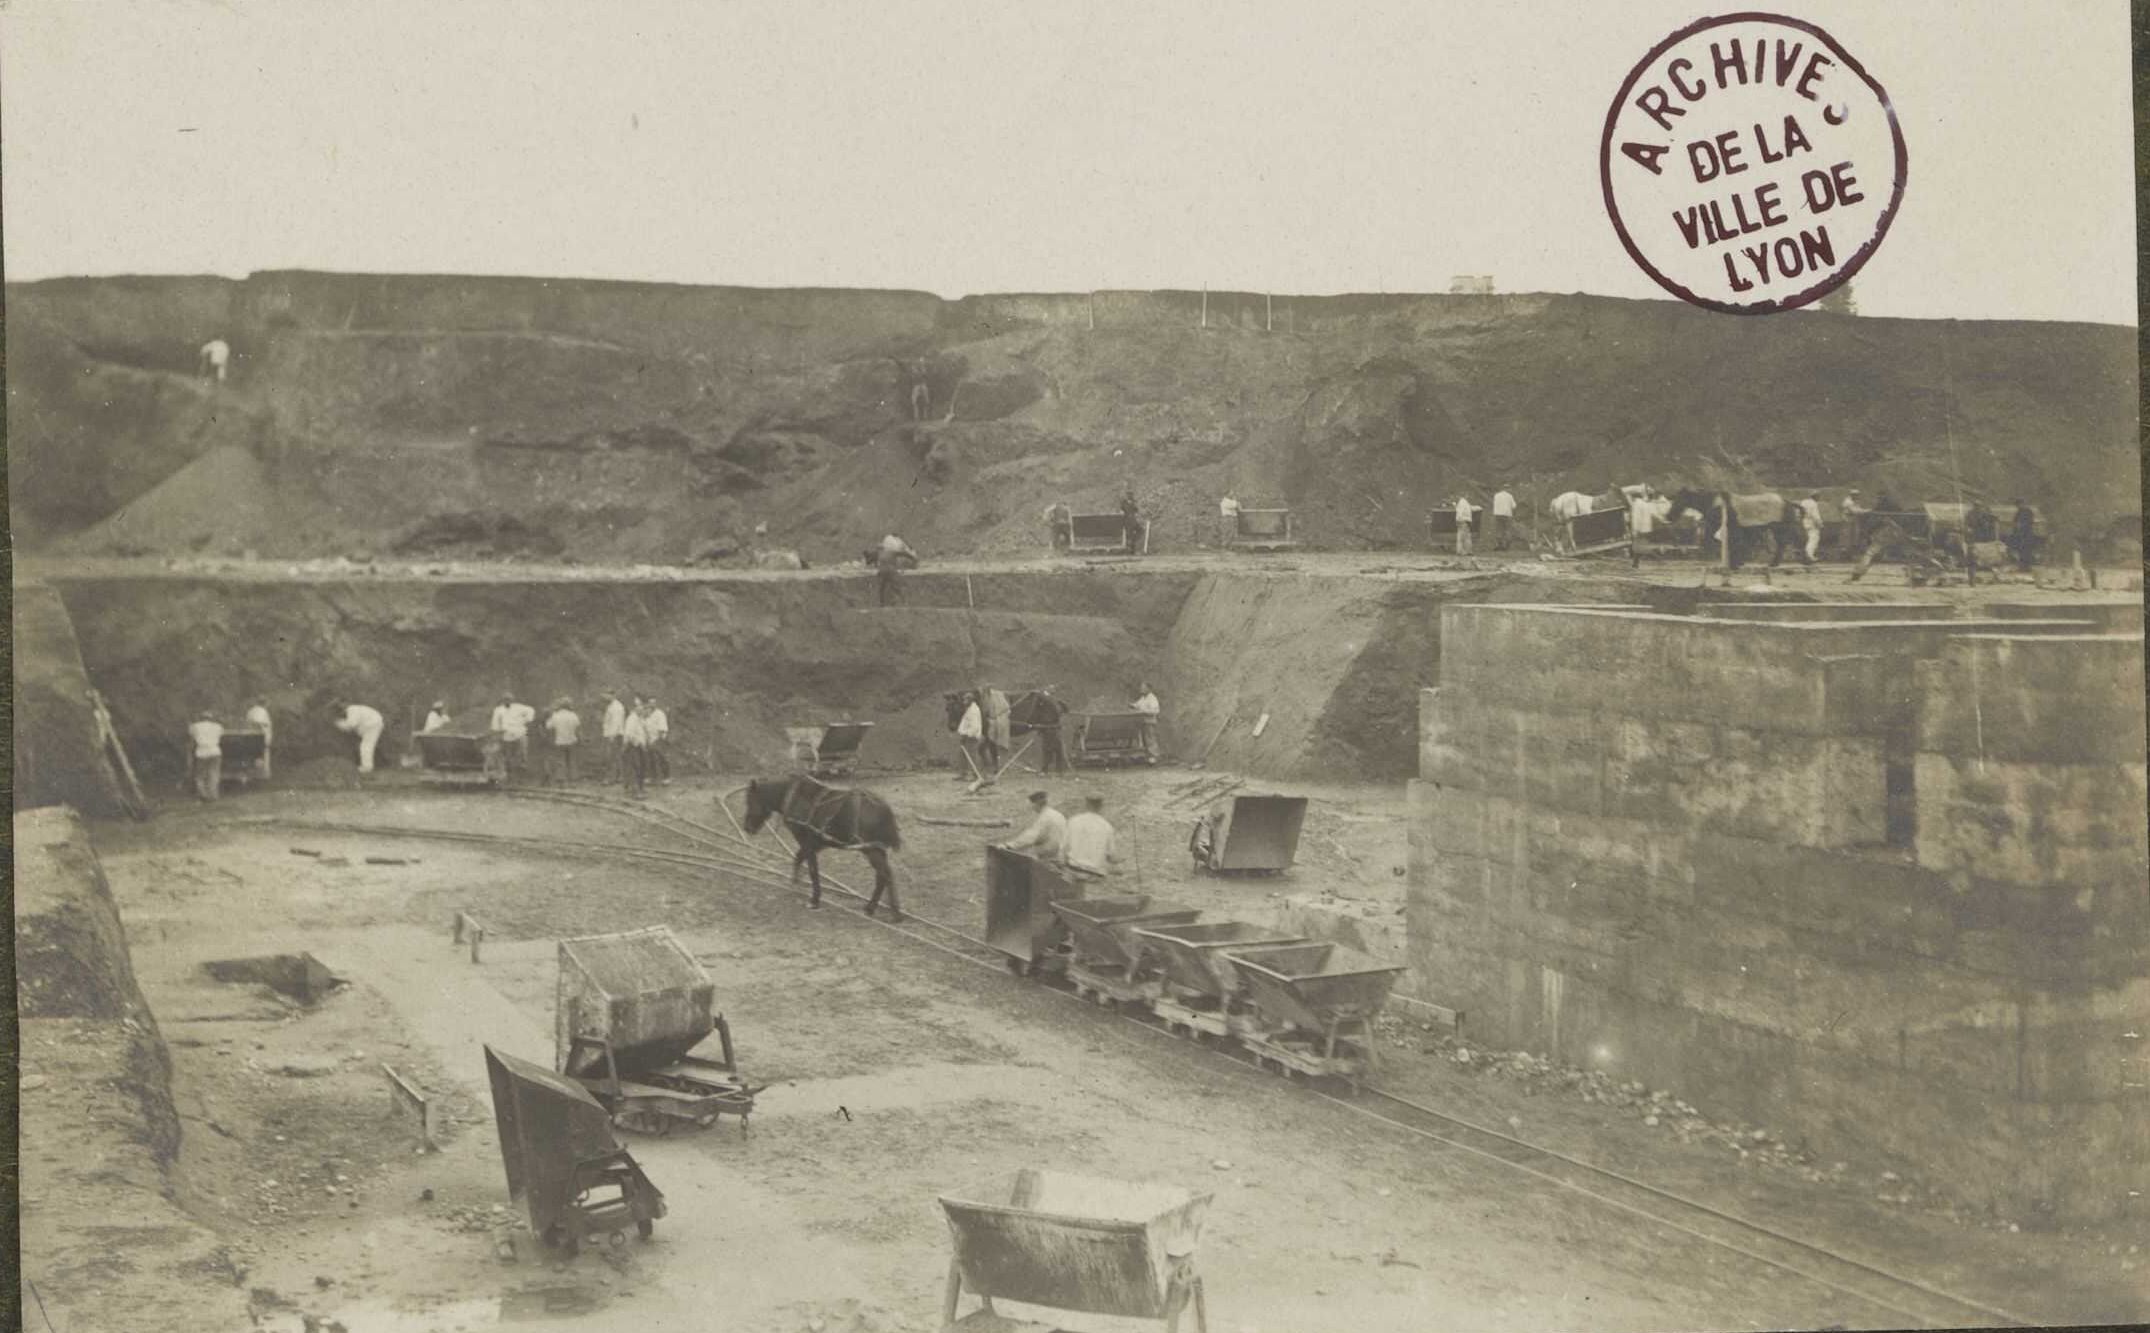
[741,778,782,834]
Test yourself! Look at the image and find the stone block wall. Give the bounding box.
[1411,605,2149,1220]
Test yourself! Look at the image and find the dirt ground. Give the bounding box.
[31,766,2143,1333]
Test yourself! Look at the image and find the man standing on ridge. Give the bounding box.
[1131,681,1161,764]
[876,533,918,606]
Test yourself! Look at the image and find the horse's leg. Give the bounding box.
[866,848,900,921]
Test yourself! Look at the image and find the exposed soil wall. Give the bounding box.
[13,582,131,817]
[13,273,2137,565]
[15,807,250,1331]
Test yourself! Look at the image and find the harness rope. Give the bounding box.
[777,777,890,853]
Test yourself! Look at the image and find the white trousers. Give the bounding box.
[357,723,383,773]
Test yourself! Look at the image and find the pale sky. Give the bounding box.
[1,0,2135,324]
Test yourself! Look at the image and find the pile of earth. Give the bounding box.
[11,272,2138,565]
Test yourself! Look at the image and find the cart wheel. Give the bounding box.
[637,1219,655,1240]
[615,1110,677,1137]
[609,1229,628,1248]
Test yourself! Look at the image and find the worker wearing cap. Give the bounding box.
[332,700,385,774]
[545,698,582,785]
[187,711,225,801]
[492,693,536,780]
[245,698,273,779]
[424,700,453,733]
[1002,790,1068,864]
[1064,795,1122,878]
[646,698,672,786]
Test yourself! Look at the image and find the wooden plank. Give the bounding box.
[381,1063,438,1151]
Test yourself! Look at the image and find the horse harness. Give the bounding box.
[779,777,886,852]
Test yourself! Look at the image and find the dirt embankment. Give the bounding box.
[11,272,2138,565]
[13,582,132,816]
[50,564,1732,789]
[16,806,252,1331]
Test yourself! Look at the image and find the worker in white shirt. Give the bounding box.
[620,698,654,798]
[1454,495,1480,555]
[1490,487,1517,551]
[955,691,985,780]
[1799,493,1824,564]
[1219,495,1242,546]
[491,693,536,779]
[332,700,386,774]
[876,534,919,606]
[601,691,627,782]
[1130,682,1161,764]
[199,338,230,383]
[545,698,582,785]
[424,700,453,733]
[1002,790,1068,863]
[1063,795,1122,878]
[245,699,273,778]
[187,711,225,801]
[646,698,672,786]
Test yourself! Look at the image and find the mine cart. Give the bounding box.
[1226,942,1408,1088]
[1559,506,1638,565]
[1066,512,1148,556]
[556,927,762,1135]
[413,730,506,788]
[1051,897,1201,1005]
[1426,508,1482,554]
[484,1045,666,1257]
[937,1168,1213,1332]
[1229,508,1297,551]
[1190,795,1307,875]
[985,845,1084,977]
[1072,712,1152,767]
[218,726,271,788]
[786,721,874,778]
[1134,921,1306,1040]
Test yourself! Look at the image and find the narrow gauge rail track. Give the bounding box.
[240,789,2031,1330]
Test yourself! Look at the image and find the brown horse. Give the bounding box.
[741,774,903,918]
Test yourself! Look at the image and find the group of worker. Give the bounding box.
[183,700,274,801]
[952,681,1160,780]
[421,691,674,797]
[1447,487,1522,554]
[1000,789,1123,880]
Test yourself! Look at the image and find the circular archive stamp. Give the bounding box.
[1600,13,1907,314]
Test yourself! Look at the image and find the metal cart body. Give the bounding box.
[1195,795,1308,874]
[218,727,271,787]
[984,846,1083,975]
[556,927,760,1134]
[938,1169,1212,1331]
[1226,942,1409,1086]
[1230,509,1297,551]
[787,721,874,777]
[1560,505,1638,564]
[1067,513,1148,555]
[1132,921,1307,1006]
[1072,712,1151,767]
[413,730,505,787]
[483,1045,666,1256]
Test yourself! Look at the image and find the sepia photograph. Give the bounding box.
[6,2,2144,1330]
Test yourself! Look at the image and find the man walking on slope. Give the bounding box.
[876,534,918,606]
